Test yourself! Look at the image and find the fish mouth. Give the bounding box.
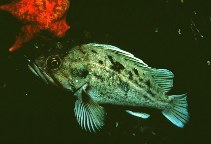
[28,60,49,84]
[27,59,55,85]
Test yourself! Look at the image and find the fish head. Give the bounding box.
[27,42,76,92]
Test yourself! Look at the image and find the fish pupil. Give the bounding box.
[51,60,58,66]
[46,56,61,69]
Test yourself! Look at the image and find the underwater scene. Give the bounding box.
[0,0,210,144]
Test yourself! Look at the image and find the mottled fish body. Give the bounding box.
[29,43,189,132]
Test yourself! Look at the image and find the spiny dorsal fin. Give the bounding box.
[86,43,149,67]
[74,84,105,132]
[85,43,173,93]
[150,68,174,93]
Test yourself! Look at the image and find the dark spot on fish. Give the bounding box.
[81,69,89,78]
[91,50,97,54]
[133,68,139,76]
[108,55,125,73]
[143,95,148,99]
[93,73,105,81]
[139,77,143,82]
[108,55,114,63]
[111,62,125,73]
[146,80,151,87]
[71,68,89,78]
[128,71,133,80]
[119,80,129,94]
[99,60,103,65]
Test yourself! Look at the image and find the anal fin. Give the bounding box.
[74,84,105,132]
[126,110,150,119]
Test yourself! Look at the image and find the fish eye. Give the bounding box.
[46,55,62,70]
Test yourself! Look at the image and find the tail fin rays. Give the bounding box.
[162,94,189,128]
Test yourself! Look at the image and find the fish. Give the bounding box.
[28,42,189,132]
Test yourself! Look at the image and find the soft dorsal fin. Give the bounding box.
[150,68,174,93]
[86,43,149,67]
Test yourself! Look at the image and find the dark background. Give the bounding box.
[0,0,210,144]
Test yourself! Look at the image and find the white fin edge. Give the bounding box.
[126,110,150,119]
[86,43,149,67]
[162,94,189,128]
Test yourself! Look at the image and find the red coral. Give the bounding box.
[0,0,70,52]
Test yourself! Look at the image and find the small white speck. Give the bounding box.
[57,42,63,49]
[115,122,119,128]
[34,43,39,49]
[181,0,184,3]
[155,28,159,33]
[207,61,210,65]
[25,93,28,96]
[1,83,7,89]
[152,131,156,135]
[194,11,197,15]
[140,126,144,132]
[190,19,204,40]
[75,80,79,83]
[178,29,182,35]
[132,133,136,136]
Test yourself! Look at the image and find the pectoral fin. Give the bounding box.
[126,110,150,119]
[74,84,105,132]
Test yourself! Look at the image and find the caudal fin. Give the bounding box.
[162,94,189,128]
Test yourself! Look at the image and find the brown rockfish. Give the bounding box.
[28,43,189,132]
